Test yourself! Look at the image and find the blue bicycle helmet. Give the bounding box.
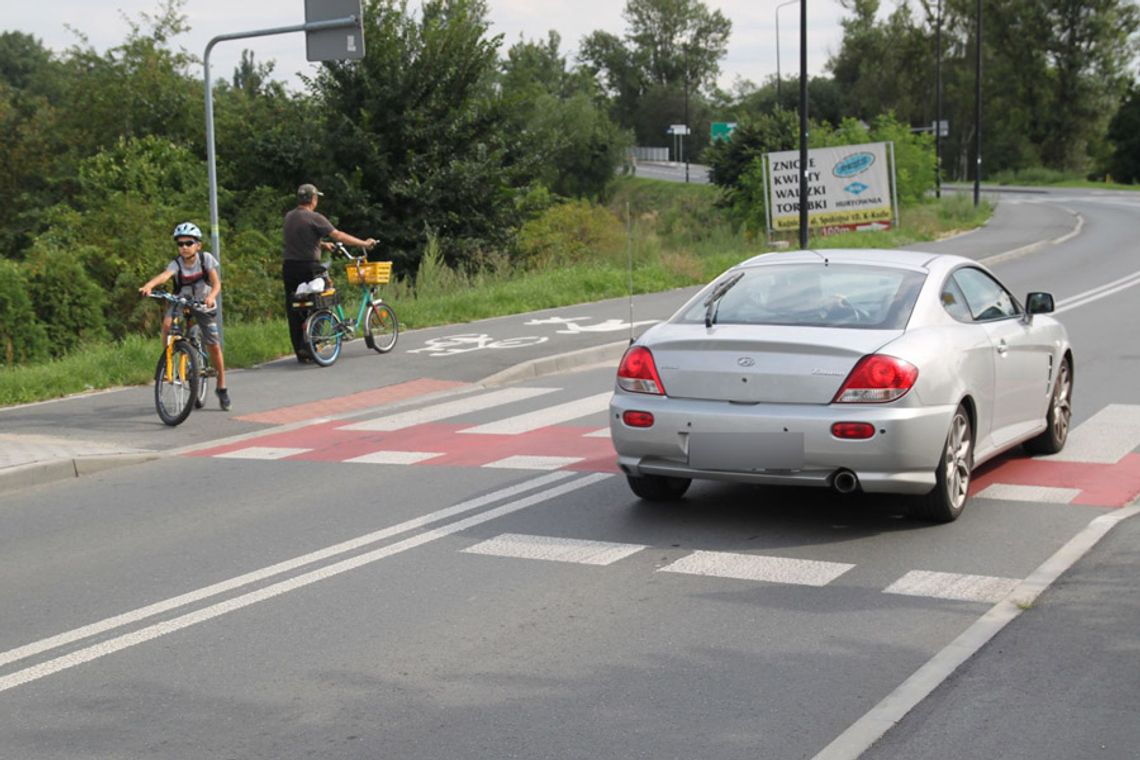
[172,222,202,240]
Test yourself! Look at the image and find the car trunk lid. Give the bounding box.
[648,324,902,404]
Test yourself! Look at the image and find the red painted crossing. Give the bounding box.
[192,414,1140,508]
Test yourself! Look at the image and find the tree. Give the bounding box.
[1106,82,1140,183]
[500,32,632,199]
[579,0,730,145]
[310,0,527,273]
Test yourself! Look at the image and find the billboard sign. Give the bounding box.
[764,142,896,234]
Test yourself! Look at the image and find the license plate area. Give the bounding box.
[688,432,805,471]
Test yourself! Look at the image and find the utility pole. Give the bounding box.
[973,0,982,207]
[798,0,809,249]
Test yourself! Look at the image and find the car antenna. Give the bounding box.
[626,200,635,346]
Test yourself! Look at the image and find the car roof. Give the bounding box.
[736,248,975,274]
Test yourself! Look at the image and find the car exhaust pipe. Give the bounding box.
[833,469,859,494]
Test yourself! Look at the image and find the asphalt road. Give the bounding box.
[1,186,1138,759]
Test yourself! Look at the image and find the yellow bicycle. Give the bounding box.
[147,292,213,426]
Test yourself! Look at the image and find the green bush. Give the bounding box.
[0,259,50,366]
[515,199,626,269]
[22,242,111,356]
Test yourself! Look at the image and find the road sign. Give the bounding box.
[934,120,949,137]
[710,122,737,141]
[305,0,365,61]
[667,124,691,136]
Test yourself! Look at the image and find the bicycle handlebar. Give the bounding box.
[146,291,212,311]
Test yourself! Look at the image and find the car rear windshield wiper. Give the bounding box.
[703,271,745,328]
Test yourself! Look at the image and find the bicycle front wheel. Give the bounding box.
[154,340,198,426]
[364,302,398,354]
[304,309,342,366]
[190,327,209,408]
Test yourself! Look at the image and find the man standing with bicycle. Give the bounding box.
[139,222,230,410]
[283,184,377,363]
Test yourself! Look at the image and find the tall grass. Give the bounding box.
[0,180,990,407]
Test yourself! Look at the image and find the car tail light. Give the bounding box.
[831,422,876,439]
[622,410,655,428]
[617,346,666,395]
[833,355,918,403]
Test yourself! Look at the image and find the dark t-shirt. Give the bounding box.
[283,207,335,262]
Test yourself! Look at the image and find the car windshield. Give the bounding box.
[676,263,926,329]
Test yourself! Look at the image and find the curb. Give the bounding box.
[478,340,628,387]
[1,453,161,493]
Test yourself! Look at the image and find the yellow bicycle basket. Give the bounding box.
[346,261,392,285]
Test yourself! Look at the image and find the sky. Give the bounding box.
[4,0,855,93]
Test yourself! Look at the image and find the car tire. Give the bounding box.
[911,404,972,523]
[1023,358,1072,456]
[627,474,691,501]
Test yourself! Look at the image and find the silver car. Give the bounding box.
[609,248,1074,522]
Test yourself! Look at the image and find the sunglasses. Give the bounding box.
[176,240,198,248]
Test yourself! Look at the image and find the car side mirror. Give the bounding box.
[1025,292,1054,315]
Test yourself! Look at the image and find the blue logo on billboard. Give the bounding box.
[833,152,875,178]
[844,181,869,195]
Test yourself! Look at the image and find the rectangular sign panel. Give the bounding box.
[305,0,365,61]
[765,142,894,233]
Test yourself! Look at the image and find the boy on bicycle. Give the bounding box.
[139,222,231,411]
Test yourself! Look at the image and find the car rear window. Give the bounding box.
[677,263,926,329]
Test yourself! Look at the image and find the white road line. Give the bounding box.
[883,570,1021,604]
[345,450,444,465]
[0,472,612,694]
[215,447,310,460]
[462,533,646,566]
[1054,270,1140,314]
[482,455,584,470]
[811,503,1140,760]
[659,550,854,587]
[1035,403,1140,463]
[0,471,579,672]
[975,483,1081,503]
[458,392,613,435]
[338,387,560,431]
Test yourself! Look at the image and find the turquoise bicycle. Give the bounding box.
[295,243,399,367]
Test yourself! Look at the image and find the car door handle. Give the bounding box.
[996,340,1009,356]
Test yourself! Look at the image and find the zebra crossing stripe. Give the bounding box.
[215,447,311,460]
[463,533,646,565]
[338,387,560,431]
[975,484,1080,503]
[482,455,585,470]
[884,570,1021,604]
[659,550,854,587]
[458,392,613,435]
[345,451,444,465]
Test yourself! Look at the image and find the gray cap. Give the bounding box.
[297,183,324,202]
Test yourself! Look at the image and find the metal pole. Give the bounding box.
[775,1,798,108]
[798,0,809,249]
[973,0,982,206]
[935,0,942,199]
[202,16,357,342]
[684,44,690,184]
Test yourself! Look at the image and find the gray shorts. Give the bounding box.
[167,305,221,346]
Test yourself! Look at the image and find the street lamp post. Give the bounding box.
[935,0,942,199]
[798,0,808,249]
[775,0,797,106]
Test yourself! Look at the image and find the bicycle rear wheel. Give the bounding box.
[190,327,209,408]
[154,340,198,426]
[304,309,342,366]
[364,302,398,354]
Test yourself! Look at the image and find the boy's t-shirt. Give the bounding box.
[165,252,220,302]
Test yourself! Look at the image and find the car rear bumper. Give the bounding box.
[609,392,955,495]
